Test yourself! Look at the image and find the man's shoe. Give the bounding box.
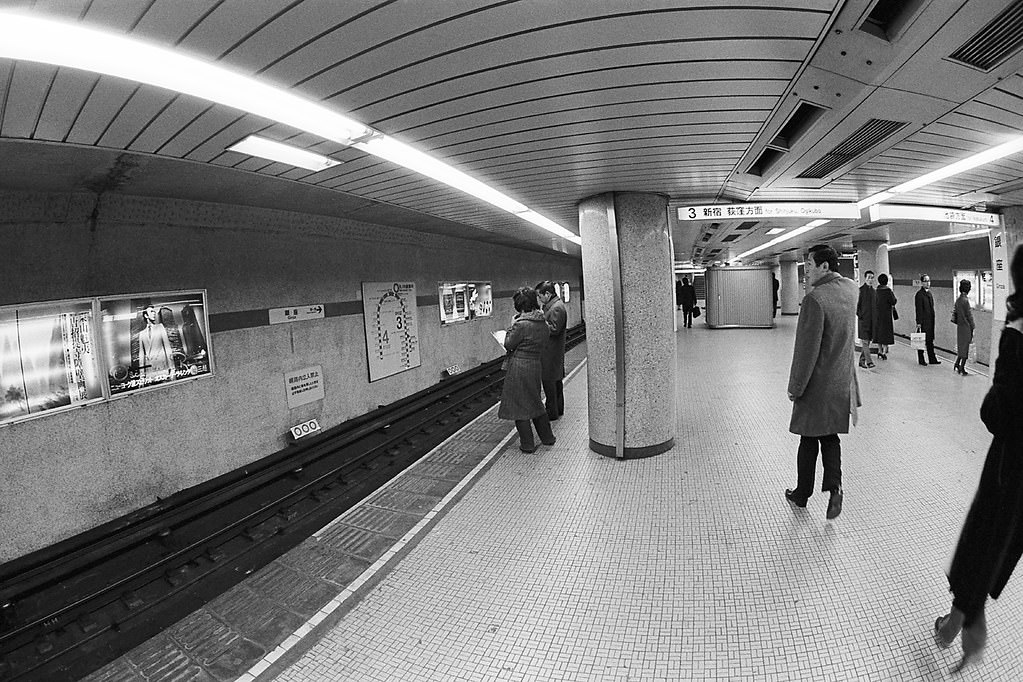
[785,489,807,507]
[929,359,942,365]
[540,436,556,446]
[826,488,843,519]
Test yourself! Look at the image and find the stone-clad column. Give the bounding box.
[854,239,886,280]
[780,259,800,315]
[578,192,676,459]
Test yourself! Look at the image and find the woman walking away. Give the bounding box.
[499,287,556,453]
[933,245,1023,672]
[873,274,897,360]
[953,279,976,376]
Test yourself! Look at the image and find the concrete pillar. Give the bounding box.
[780,259,800,315]
[875,242,890,280]
[578,192,676,459]
[854,240,886,281]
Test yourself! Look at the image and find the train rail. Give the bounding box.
[0,324,585,681]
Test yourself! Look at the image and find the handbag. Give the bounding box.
[692,305,701,318]
[892,307,899,321]
[910,331,927,350]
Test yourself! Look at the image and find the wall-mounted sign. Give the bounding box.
[439,282,493,325]
[100,291,212,396]
[362,282,421,382]
[284,365,324,409]
[678,202,859,221]
[269,304,324,325]
[288,418,322,441]
[0,299,104,425]
[868,204,1001,225]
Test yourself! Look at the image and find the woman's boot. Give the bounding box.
[515,420,536,452]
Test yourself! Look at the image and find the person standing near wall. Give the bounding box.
[784,245,859,520]
[535,281,567,421]
[953,279,976,376]
[915,274,941,366]
[679,277,697,329]
[772,272,780,319]
[873,274,897,361]
[933,245,1023,672]
[857,270,877,368]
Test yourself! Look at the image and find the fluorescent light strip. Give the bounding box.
[891,137,1023,194]
[732,220,829,261]
[765,227,785,235]
[887,228,990,250]
[228,136,341,172]
[856,191,894,210]
[0,11,579,244]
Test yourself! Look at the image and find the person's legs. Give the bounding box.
[918,349,927,365]
[533,414,556,445]
[683,309,692,327]
[927,335,940,364]
[859,341,873,367]
[542,376,559,421]
[555,379,564,416]
[790,436,819,500]
[515,420,535,452]
[819,434,842,492]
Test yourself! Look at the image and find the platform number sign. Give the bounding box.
[362,281,421,382]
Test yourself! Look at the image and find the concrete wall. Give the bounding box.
[0,190,583,561]
[888,237,991,364]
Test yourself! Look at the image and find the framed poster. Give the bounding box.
[440,281,493,325]
[99,290,213,396]
[469,282,493,318]
[362,282,421,382]
[0,298,104,425]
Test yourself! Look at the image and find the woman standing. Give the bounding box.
[499,287,556,453]
[953,279,976,375]
[933,245,1023,671]
[873,274,897,360]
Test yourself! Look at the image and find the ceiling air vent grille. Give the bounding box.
[721,234,742,242]
[796,118,908,179]
[736,221,759,230]
[948,0,1023,71]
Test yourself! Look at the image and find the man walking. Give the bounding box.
[679,276,697,328]
[915,274,940,366]
[785,245,860,520]
[535,281,567,421]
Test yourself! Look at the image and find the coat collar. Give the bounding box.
[516,309,546,322]
[542,295,562,312]
[812,271,841,288]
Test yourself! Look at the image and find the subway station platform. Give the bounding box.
[87,315,1023,681]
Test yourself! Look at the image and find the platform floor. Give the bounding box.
[91,315,1023,681]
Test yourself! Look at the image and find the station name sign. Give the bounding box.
[678,202,860,221]
[867,204,1001,226]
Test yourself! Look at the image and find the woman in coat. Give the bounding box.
[873,274,897,360]
[499,287,556,453]
[953,279,976,376]
[933,245,1023,671]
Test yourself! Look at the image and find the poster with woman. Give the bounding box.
[100,291,212,395]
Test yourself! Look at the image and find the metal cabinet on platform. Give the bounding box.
[704,265,774,328]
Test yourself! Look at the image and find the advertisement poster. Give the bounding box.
[440,282,493,325]
[100,291,212,395]
[0,300,103,425]
[470,282,493,318]
[363,282,421,382]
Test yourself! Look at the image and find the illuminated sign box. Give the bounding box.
[867,204,1001,225]
[438,282,493,325]
[678,202,860,221]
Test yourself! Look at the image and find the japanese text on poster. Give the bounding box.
[362,282,421,382]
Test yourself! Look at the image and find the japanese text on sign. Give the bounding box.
[678,203,860,221]
[284,365,324,409]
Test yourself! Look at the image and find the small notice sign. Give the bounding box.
[269,305,325,325]
[284,365,324,408]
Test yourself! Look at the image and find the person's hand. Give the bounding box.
[787,392,796,402]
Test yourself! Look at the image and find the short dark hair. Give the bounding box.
[877,273,889,286]
[959,279,972,294]
[534,281,557,297]
[513,287,539,312]
[807,244,839,272]
[681,276,689,285]
[920,273,930,281]
[864,270,874,277]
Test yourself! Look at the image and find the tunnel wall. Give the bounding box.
[0,189,583,561]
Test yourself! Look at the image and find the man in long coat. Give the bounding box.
[785,245,860,520]
[915,273,940,365]
[536,281,568,421]
[856,270,876,368]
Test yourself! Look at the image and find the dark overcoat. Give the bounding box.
[947,327,1023,608]
[915,287,936,338]
[856,284,876,341]
[498,310,548,420]
[540,296,567,382]
[955,293,975,359]
[873,286,897,345]
[680,284,697,310]
[788,272,860,436]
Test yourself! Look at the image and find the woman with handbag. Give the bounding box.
[873,274,897,360]
[953,279,976,375]
[933,245,1023,671]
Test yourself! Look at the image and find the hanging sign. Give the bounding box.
[269,304,324,325]
[678,202,859,221]
[868,204,1000,225]
[362,282,421,382]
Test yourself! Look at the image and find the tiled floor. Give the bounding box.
[267,315,1023,681]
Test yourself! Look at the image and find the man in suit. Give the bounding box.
[785,245,860,520]
[856,270,876,368]
[915,273,940,366]
[535,281,568,421]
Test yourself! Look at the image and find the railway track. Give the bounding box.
[0,324,585,681]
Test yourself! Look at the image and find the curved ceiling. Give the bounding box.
[2,0,1023,261]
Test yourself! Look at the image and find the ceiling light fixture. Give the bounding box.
[765,227,786,235]
[0,11,580,245]
[227,136,341,172]
[887,228,990,250]
[731,220,830,262]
